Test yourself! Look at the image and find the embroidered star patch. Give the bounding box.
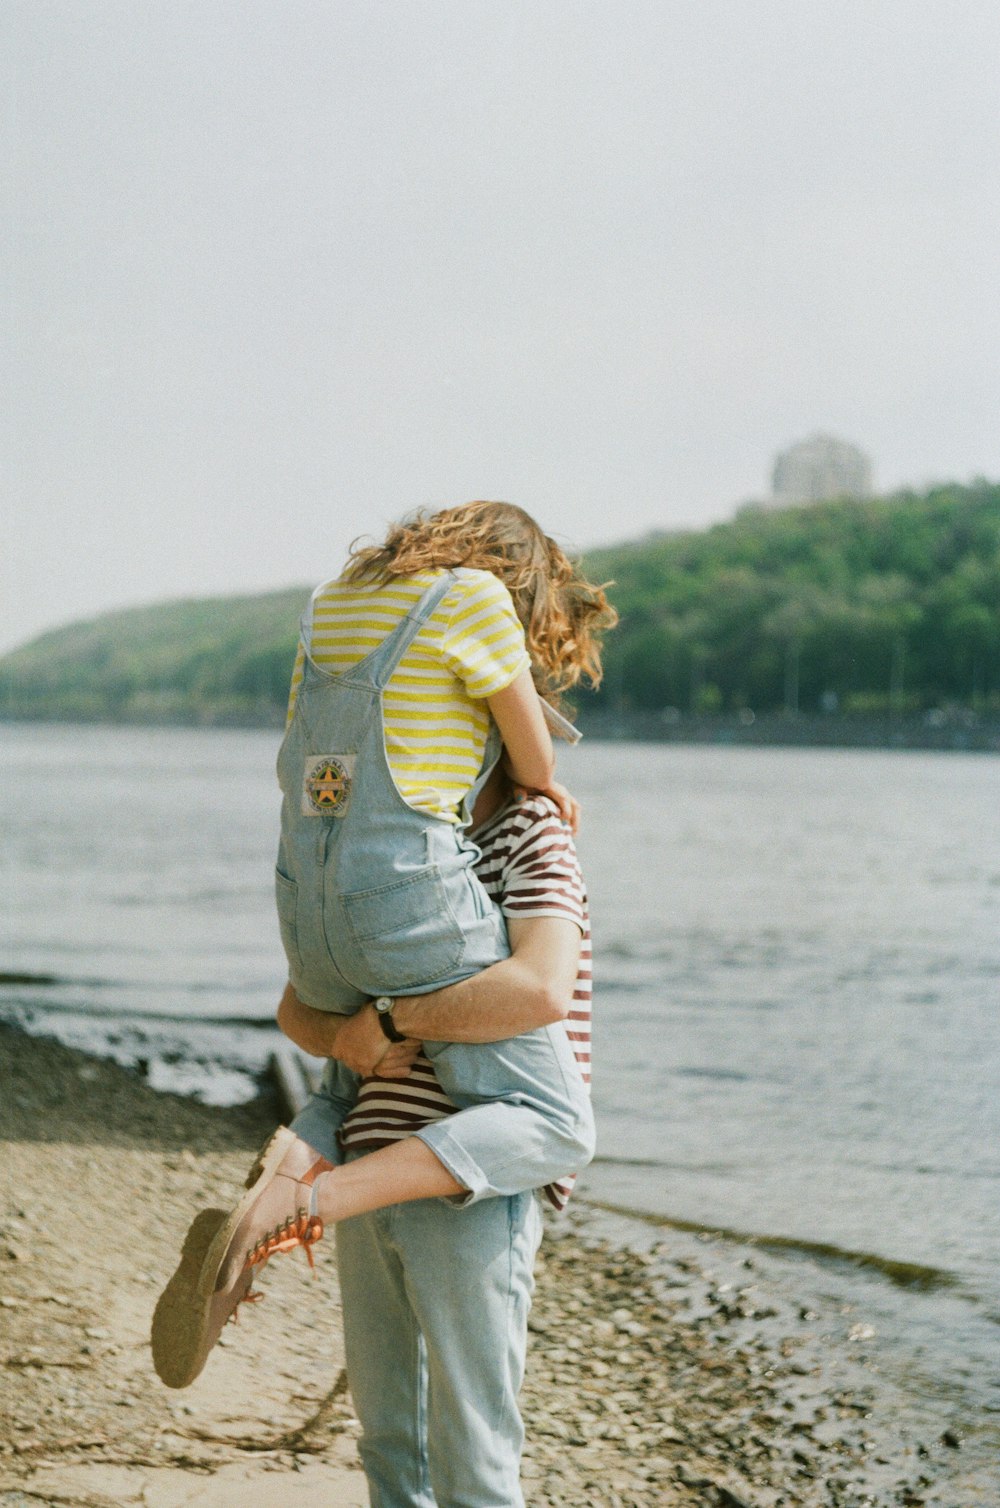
[302,754,355,817]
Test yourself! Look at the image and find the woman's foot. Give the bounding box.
[151,1207,260,1388]
[197,1127,335,1298]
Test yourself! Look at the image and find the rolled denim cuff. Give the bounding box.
[412,1123,484,1205]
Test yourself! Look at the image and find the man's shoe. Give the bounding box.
[197,1126,334,1299]
[151,1207,259,1388]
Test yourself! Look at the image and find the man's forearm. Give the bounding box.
[276,980,347,1057]
[277,984,420,1079]
[391,917,581,1043]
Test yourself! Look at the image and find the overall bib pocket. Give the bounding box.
[274,868,303,974]
[339,867,466,992]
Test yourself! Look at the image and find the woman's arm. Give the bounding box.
[488,671,581,830]
[487,669,555,792]
[391,914,582,1043]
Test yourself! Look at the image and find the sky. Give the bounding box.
[4,1,999,655]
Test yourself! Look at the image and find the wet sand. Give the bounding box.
[1,1023,994,1508]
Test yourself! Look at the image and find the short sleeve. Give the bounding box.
[438,571,531,700]
[285,640,306,725]
[500,798,587,932]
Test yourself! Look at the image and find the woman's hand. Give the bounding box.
[331,1004,422,1079]
[514,779,581,835]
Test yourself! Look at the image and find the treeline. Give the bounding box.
[2,481,998,727]
[0,588,304,726]
[580,480,999,718]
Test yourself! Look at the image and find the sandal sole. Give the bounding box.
[151,1207,254,1389]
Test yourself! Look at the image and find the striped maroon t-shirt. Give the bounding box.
[339,794,592,1210]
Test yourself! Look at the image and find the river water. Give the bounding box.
[3,722,998,1437]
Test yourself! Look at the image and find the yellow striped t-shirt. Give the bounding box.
[286,568,530,821]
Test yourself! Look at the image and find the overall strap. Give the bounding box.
[368,571,457,688]
[460,718,503,828]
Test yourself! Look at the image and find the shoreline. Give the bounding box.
[2,1024,997,1507]
[4,711,1000,755]
[575,709,1000,755]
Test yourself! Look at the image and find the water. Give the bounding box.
[3,722,999,1434]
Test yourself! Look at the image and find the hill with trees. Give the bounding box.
[0,588,304,726]
[581,479,999,721]
[2,481,998,733]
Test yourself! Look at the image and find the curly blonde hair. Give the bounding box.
[344,501,617,700]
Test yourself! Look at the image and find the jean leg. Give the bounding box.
[416,1024,595,1203]
[367,1187,543,1508]
[288,1060,359,1166]
[336,1208,436,1508]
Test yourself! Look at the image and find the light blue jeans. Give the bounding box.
[335,1159,543,1508]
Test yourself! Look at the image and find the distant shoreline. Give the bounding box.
[4,709,999,754]
[577,708,1000,754]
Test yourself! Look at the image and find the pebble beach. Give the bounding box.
[1,1022,995,1508]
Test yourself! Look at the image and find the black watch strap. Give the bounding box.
[374,1000,406,1043]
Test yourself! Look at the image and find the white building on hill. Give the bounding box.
[771,434,873,505]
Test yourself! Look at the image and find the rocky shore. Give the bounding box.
[1,1023,994,1508]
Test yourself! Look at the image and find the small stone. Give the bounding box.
[716,1489,758,1508]
[941,1428,962,1449]
[676,1461,713,1487]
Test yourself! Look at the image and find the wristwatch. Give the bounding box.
[373,995,405,1043]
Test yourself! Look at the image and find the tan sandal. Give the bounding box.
[196,1127,333,1299]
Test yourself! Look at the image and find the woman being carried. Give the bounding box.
[153,500,615,1382]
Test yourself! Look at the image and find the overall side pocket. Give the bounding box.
[274,868,304,974]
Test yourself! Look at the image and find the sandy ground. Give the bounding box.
[1,1023,995,1508]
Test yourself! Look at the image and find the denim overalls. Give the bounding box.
[275,571,509,1012]
[281,570,595,1205]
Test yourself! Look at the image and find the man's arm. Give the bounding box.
[277,913,581,1073]
[391,914,582,1043]
[276,982,421,1078]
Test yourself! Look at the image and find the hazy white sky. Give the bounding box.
[4,1,999,654]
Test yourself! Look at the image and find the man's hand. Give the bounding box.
[331,1004,422,1079]
[276,982,420,1077]
[372,1038,424,1079]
